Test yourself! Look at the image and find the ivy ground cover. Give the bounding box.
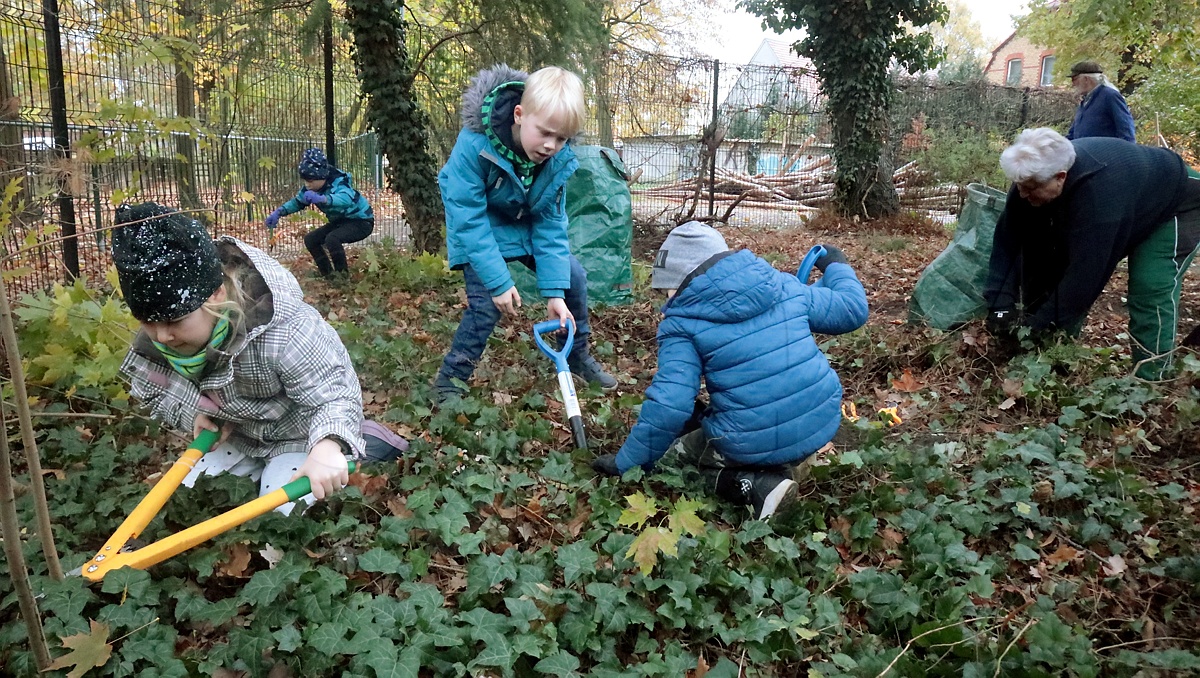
[4,224,1200,677]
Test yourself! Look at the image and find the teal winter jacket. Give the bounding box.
[438,64,579,298]
[280,169,373,222]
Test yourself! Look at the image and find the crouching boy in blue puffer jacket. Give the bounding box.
[591,222,868,519]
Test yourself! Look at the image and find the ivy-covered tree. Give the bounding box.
[345,0,444,254]
[740,0,947,218]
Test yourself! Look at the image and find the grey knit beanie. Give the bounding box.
[651,221,729,290]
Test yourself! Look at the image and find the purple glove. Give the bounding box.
[302,190,327,205]
[265,208,283,228]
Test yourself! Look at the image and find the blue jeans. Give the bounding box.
[437,256,591,386]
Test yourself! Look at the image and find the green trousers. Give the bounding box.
[1128,167,1200,379]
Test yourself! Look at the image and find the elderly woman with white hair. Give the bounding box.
[984,127,1200,379]
[1066,61,1135,142]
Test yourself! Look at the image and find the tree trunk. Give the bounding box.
[345,0,444,254]
[173,0,203,218]
[829,98,899,219]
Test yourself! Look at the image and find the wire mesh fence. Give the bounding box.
[2,2,1078,295]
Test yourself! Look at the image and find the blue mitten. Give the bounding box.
[265,208,283,228]
[302,190,327,205]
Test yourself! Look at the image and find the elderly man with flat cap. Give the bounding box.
[1066,60,1135,142]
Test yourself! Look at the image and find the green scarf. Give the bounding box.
[153,315,230,378]
[480,82,536,189]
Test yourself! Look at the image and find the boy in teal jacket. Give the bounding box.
[266,147,374,278]
[433,64,617,401]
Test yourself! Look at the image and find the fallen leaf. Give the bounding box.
[688,655,710,678]
[880,527,905,550]
[998,397,1016,410]
[45,619,112,678]
[1001,379,1023,398]
[1103,554,1127,576]
[258,544,284,568]
[1046,545,1079,566]
[217,543,252,577]
[386,496,413,518]
[347,471,388,496]
[492,391,514,406]
[891,369,923,393]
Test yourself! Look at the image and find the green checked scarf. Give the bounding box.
[153,315,230,378]
[480,81,536,189]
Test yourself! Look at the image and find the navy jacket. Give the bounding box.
[1067,86,1135,142]
[984,138,1190,329]
[616,250,869,473]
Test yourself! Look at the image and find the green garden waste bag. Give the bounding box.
[908,183,1007,329]
[509,146,634,307]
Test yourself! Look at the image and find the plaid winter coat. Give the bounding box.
[119,237,365,459]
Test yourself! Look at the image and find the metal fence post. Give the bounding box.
[40,0,79,280]
[709,59,719,217]
[324,9,337,167]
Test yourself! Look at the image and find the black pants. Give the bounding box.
[304,218,373,275]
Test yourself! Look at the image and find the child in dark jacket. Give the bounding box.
[591,222,869,519]
[432,64,617,402]
[265,147,374,278]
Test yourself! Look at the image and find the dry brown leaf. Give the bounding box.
[880,527,905,551]
[1002,379,1023,398]
[891,368,923,393]
[217,543,252,577]
[387,496,413,518]
[998,397,1016,410]
[1046,544,1079,566]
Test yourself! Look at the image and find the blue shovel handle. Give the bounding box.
[532,319,587,449]
[796,244,826,284]
[532,318,575,372]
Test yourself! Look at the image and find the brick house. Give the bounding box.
[984,31,1057,88]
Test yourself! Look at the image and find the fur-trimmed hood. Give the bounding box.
[460,64,529,134]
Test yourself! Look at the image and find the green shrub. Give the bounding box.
[15,276,138,400]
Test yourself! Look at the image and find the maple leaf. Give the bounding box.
[890,369,922,393]
[617,492,658,530]
[45,620,112,678]
[667,499,706,537]
[626,527,679,575]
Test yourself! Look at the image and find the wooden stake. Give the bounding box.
[0,402,52,669]
[0,273,63,580]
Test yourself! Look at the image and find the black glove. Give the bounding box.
[591,454,621,477]
[986,308,1018,335]
[814,244,848,272]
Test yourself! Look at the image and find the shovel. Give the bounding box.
[532,318,587,450]
[69,429,357,581]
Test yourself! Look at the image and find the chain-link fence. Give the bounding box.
[3,3,1078,294]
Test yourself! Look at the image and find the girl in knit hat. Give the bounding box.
[265,147,375,278]
[113,202,406,514]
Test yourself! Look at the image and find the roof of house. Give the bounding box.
[984,31,1018,72]
[760,39,812,69]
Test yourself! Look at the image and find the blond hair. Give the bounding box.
[521,66,586,137]
[201,260,252,339]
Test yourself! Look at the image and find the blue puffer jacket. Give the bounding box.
[616,250,869,473]
[280,169,373,222]
[439,65,579,298]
